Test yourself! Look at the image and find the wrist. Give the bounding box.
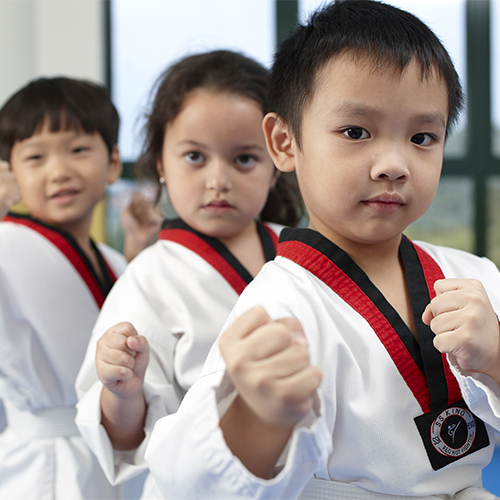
[101,387,147,451]
[483,359,500,385]
[220,395,294,479]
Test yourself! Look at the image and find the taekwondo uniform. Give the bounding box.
[145,228,500,500]
[75,219,282,500]
[0,213,126,500]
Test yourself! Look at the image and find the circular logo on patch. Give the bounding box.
[430,406,476,457]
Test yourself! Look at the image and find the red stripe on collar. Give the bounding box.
[3,215,113,308]
[413,244,462,406]
[158,228,248,295]
[260,222,279,250]
[279,239,435,412]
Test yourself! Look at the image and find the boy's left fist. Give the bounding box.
[422,278,500,383]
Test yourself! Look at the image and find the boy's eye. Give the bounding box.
[411,133,434,146]
[185,151,205,164]
[343,127,370,140]
[235,154,256,168]
[26,154,42,161]
[73,146,89,153]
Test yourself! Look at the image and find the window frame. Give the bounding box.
[105,0,499,257]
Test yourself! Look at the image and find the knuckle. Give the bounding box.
[117,366,131,380]
[225,355,246,376]
[218,334,230,353]
[118,351,133,368]
[273,326,292,346]
[254,372,271,392]
[311,366,323,385]
[253,305,270,322]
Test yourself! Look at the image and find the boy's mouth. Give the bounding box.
[50,188,80,202]
[362,193,405,213]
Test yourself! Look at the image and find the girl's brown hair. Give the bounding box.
[137,50,304,227]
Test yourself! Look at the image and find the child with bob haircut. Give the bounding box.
[75,50,303,499]
[0,77,126,499]
[145,2,500,499]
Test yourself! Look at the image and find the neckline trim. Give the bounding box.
[3,213,117,308]
[158,219,278,295]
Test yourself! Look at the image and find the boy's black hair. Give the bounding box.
[0,77,119,160]
[270,0,464,146]
[138,49,304,227]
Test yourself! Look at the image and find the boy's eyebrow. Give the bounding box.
[15,138,43,151]
[15,130,90,151]
[333,103,447,128]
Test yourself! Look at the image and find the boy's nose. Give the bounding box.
[370,150,410,182]
[206,161,232,192]
[48,158,72,182]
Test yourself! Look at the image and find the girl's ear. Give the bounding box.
[262,113,297,173]
[156,157,165,182]
[106,144,122,184]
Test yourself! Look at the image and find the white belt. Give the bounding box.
[4,402,79,438]
[298,478,499,500]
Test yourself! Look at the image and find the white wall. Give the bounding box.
[0,0,105,107]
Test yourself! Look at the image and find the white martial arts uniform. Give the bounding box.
[75,219,281,500]
[145,228,500,500]
[0,213,126,500]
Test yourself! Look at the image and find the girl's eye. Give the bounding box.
[343,127,370,140]
[185,151,205,164]
[73,146,89,153]
[235,154,256,168]
[411,133,434,146]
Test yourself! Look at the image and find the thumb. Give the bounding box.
[126,335,150,377]
[421,303,433,326]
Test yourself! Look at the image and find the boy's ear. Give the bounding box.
[263,113,297,173]
[106,144,122,184]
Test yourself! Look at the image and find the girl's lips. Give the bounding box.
[203,200,235,214]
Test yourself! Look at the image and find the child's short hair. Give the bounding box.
[138,49,304,227]
[0,77,119,160]
[271,0,464,146]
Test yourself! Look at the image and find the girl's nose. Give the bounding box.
[206,161,232,192]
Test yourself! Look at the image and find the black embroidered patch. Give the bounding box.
[414,399,490,470]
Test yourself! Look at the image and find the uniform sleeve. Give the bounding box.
[75,249,183,485]
[145,273,332,500]
[449,361,500,431]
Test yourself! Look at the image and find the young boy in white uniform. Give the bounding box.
[145,1,500,499]
[0,77,126,499]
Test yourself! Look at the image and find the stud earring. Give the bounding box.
[159,177,165,184]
